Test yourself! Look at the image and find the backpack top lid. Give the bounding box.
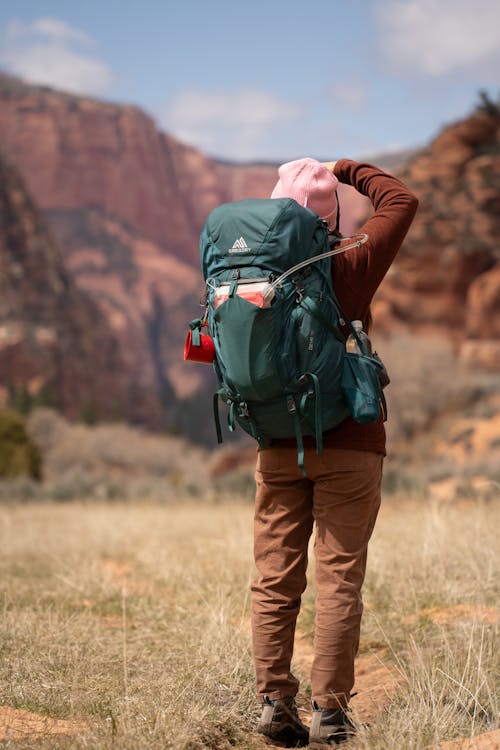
[200,197,328,280]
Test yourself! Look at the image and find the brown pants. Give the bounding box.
[251,446,383,709]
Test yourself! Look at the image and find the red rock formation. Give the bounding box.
[0,148,137,422]
[0,74,368,262]
[0,71,498,442]
[0,73,370,431]
[375,105,500,369]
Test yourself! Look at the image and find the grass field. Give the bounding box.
[0,494,498,749]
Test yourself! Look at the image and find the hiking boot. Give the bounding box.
[308,701,356,747]
[256,695,309,747]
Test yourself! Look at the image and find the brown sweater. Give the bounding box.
[276,159,419,455]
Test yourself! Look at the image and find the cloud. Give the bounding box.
[30,17,92,45]
[162,88,302,160]
[375,0,500,76]
[0,17,113,95]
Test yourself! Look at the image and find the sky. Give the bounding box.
[0,0,499,163]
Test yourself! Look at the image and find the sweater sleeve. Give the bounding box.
[332,159,418,315]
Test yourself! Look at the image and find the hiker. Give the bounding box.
[252,158,418,747]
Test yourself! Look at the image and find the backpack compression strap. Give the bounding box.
[288,372,323,477]
[287,395,306,476]
[213,388,267,448]
[299,373,323,455]
[299,296,345,344]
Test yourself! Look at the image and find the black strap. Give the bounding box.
[213,391,223,444]
[329,289,370,356]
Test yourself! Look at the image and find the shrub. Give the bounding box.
[0,409,42,479]
[377,334,499,446]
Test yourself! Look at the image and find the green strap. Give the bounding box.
[244,413,267,449]
[287,395,306,476]
[309,373,323,454]
[304,293,369,356]
[219,393,268,448]
[236,399,267,448]
[229,278,238,297]
[228,401,236,432]
[189,318,203,346]
[299,373,323,455]
[213,392,223,444]
[299,297,345,344]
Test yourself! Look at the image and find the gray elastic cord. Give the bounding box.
[266,234,368,296]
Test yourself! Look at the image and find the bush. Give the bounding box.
[0,409,42,479]
[377,334,499,445]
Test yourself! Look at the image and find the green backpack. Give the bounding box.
[195,197,382,472]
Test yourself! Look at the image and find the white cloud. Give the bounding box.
[162,88,302,160]
[30,17,92,45]
[375,0,500,76]
[0,17,113,95]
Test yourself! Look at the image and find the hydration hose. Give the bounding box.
[265,233,368,297]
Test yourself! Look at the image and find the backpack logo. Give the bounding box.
[228,236,252,254]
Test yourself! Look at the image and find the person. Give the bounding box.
[252,157,418,747]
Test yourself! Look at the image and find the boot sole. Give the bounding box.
[309,736,354,748]
[258,727,309,748]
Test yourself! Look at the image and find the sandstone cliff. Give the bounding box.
[0,73,369,435]
[375,104,500,369]
[0,148,134,422]
[0,71,498,441]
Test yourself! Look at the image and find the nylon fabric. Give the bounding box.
[202,199,352,454]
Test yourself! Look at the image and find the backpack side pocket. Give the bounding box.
[341,353,384,424]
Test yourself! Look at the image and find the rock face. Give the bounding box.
[0,149,133,422]
[0,73,368,435]
[0,75,282,432]
[375,105,500,369]
[0,72,498,439]
[0,74,279,267]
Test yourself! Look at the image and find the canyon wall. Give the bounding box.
[0,72,498,437]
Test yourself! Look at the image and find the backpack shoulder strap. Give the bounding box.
[299,296,345,344]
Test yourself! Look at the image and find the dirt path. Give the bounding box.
[255,626,401,749]
[428,730,500,749]
[256,627,499,750]
[5,564,495,748]
[0,706,88,742]
[292,629,401,726]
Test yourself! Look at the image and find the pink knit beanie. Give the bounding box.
[271,157,339,228]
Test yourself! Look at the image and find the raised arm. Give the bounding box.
[324,159,418,309]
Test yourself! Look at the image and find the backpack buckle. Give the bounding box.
[286,395,297,414]
[297,374,315,397]
[294,279,305,303]
[239,401,250,418]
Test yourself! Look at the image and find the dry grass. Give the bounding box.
[0,494,498,749]
[0,409,212,502]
